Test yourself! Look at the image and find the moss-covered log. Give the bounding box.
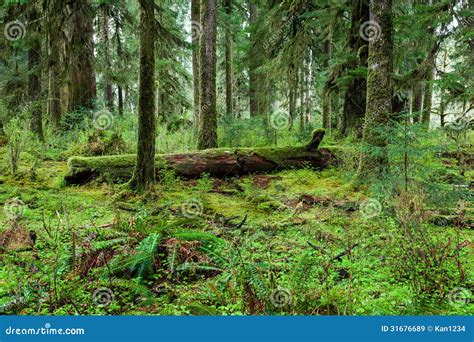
[65,129,335,185]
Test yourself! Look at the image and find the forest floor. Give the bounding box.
[0,146,472,316]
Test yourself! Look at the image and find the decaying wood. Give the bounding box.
[65,129,336,185]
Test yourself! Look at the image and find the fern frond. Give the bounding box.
[110,233,161,279]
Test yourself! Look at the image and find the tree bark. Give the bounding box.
[28,7,44,141]
[65,130,336,184]
[65,0,96,112]
[305,49,313,124]
[46,0,62,129]
[198,0,218,149]
[421,53,435,127]
[341,0,369,137]
[225,0,233,117]
[115,18,124,116]
[102,9,114,112]
[191,0,200,127]
[358,0,393,180]
[288,71,296,130]
[131,0,156,191]
[412,81,424,123]
[322,37,332,130]
[299,61,305,133]
[248,1,259,117]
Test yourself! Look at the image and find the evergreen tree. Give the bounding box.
[131,0,156,191]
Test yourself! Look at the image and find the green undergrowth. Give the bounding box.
[0,147,472,316]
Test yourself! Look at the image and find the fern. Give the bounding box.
[111,233,161,279]
[173,230,226,254]
[246,263,268,299]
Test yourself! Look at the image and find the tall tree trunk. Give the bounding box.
[288,70,296,130]
[421,53,435,127]
[322,36,332,130]
[66,0,96,112]
[46,0,62,129]
[439,93,446,128]
[198,0,218,149]
[28,8,44,141]
[132,0,156,191]
[305,49,313,124]
[300,61,305,133]
[332,90,341,131]
[191,0,200,127]
[102,9,114,112]
[248,1,259,117]
[358,0,393,180]
[115,18,124,117]
[225,0,233,117]
[341,0,369,137]
[412,81,424,123]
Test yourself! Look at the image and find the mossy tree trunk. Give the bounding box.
[65,130,335,185]
[191,0,200,127]
[322,36,332,130]
[421,53,435,128]
[412,81,424,123]
[299,62,305,133]
[305,49,313,125]
[46,0,62,129]
[248,1,259,118]
[341,0,369,137]
[224,0,233,118]
[101,8,114,112]
[198,0,218,149]
[131,0,156,191]
[28,7,44,142]
[115,18,124,117]
[65,0,96,112]
[358,0,393,180]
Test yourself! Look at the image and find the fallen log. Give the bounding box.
[64,129,335,185]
